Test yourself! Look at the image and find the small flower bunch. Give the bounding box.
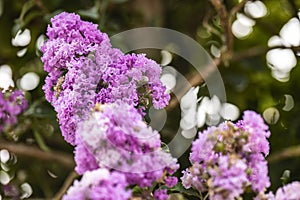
[74,102,178,188]
[63,168,131,200]
[181,111,271,199]
[0,89,27,133]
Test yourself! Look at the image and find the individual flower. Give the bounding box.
[153,189,168,200]
[74,102,178,187]
[181,111,271,199]
[0,89,27,133]
[63,168,131,200]
[165,176,178,188]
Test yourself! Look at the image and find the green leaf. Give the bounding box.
[161,142,170,153]
[131,185,143,194]
[280,170,291,185]
[169,182,202,198]
[78,7,99,20]
[33,130,50,152]
[13,0,35,35]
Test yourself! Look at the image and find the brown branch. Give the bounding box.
[165,44,300,111]
[268,145,300,163]
[232,45,300,61]
[229,0,249,21]
[34,0,49,14]
[166,0,300,111]
[165,58,221,111]
[210,0,233,52]
[52,171,79,200]
[0,139,75,169]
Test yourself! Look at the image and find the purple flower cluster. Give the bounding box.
[74,102,178,188]
[41,12,109,103]
[41,12,170,145]
[0,90,27,133]
[181,111,271,200]
[63,168,131,200]
[41,12,176,199]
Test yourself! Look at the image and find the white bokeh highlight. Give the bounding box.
[266,49,297,82]
[244,1,268,19]
[20,72,40,91]
[11,29,31,47]
[160,50,172,66]
[263,107,280,124]
[20,183,33,199]
[160,66,177,92]
[0,149,10,164]
[180,91,240,138]
[279,18,300,47]
[232,19,253,39]
[283,94,294,111]
[0,65,14,91]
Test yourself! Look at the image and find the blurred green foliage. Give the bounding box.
[0,0,300,199]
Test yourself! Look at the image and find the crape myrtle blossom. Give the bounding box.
[52,45,123,144]
[0,89,27,133]
[41,12,170,145]
[181,111,271,200]
[74,102,179,188]
[63,168,131,200]
[41,12,110,103]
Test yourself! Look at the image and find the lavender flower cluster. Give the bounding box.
[63,168,131,200]
[75,102,178,187]
[0,90,27,133]
[181,111,271,200]
[41,12,176,200]
[41,12,170,145]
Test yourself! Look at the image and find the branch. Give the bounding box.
[268,145,300,163]
[229,0,250,27]
[165,58,221,111]
[0,139,75,169]
[165,43,300,111]
[209,0,233,52]
[34,0,49,14]
[232,45,300,61]
[52,171,79,200]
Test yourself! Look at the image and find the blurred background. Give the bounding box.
[0,0,300,199]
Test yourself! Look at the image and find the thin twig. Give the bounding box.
[229,0,249,24]
[165,43,300,111]
[52,171,79,200]
[210,0,233,52]
[34,0,49,14]
[232,45,300,61]
[0,139,75,169]
[165,58,221,111]
[268,145,300,163]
